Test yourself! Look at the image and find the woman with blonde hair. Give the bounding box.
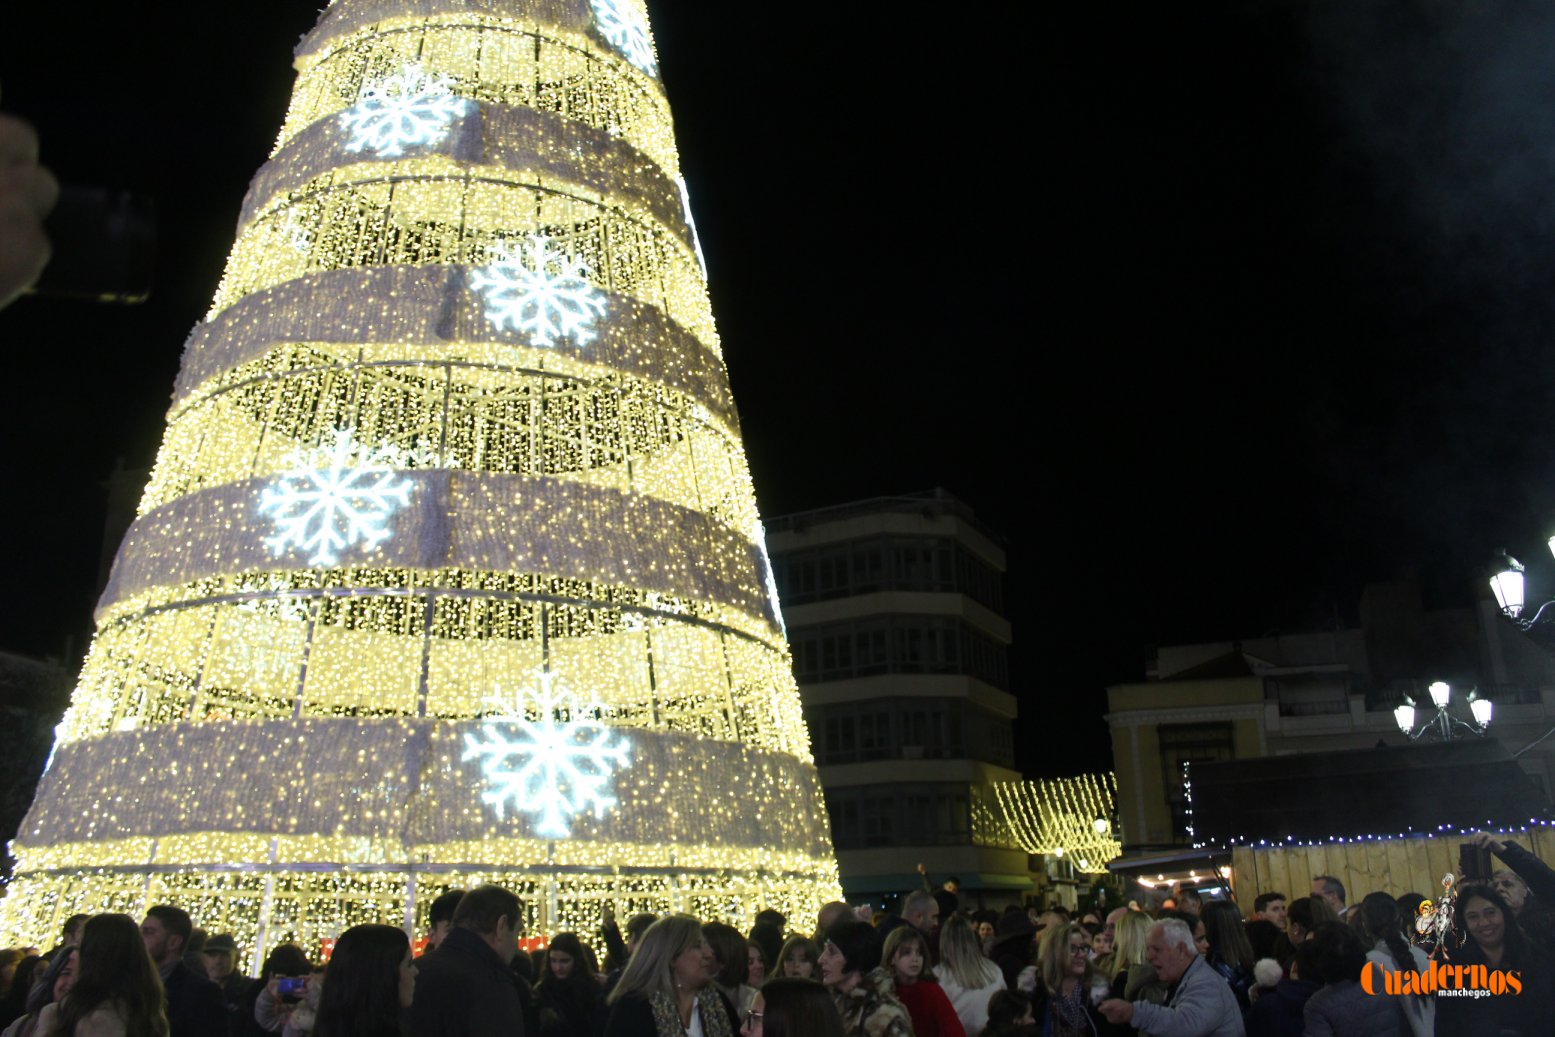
[1031,924,1113,1037]
[1106,910,1163,1004]
[604,916,738,1037]
[932,915,1003,1037]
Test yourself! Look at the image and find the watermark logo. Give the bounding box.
[1361,960,1522,1000]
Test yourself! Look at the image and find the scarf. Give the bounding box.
[648,987,735,1037]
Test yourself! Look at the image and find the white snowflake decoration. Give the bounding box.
[591,0,659,77]
[339,64,471,157]
[259,428,414,566]
[469,235,608,346]
[462,671,632,837]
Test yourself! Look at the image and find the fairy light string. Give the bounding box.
[0,0,841,959]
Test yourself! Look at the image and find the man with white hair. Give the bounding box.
[1098,918,1244,1036]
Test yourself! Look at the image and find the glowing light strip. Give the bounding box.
[993,773,1122,864]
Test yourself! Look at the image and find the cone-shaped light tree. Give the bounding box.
[1,0,839,957]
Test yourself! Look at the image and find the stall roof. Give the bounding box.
[1189,739,1552,846]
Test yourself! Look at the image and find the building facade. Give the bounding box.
[1107,578,1555,863]
[768,490,1040,903]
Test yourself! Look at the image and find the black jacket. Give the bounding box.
[161,960,228,1037]
[410,926,526,1037]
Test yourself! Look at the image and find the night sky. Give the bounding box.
[5,2,1555,776]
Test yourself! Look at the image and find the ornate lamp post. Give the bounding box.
[1489,548,1555,629]
[1394,681,1493,741]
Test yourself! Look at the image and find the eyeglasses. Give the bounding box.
[744,1010,763,1025]
[1068,944,1090,955]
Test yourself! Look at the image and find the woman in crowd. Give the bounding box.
[1029,923,1120,1037]
[1,949,74,1037]
[604,915,739,1037]
[702,923,757,1019]
[745,923,783,989]
[1437,883,1555,1037]
[312,924,413,1037]
[250,944,315,1036]
[972,912,998,952]
[1200,901,1255,1011]
[817,919,912,1037]
[989,913,1038,992]
[1354,892,1432,1037]
[35,914,168,1037]
[745,945,767,992]
[774,937,817,981]
[738,977,844,1037]
[1471,832,1555,957]
[932,915,1003,1037]
[1286,894,1339,944]
[881,927,963,1037]
[1301,922,1402,1037]
[0,952,22,1008]
[1107,910,1164,1005]
[536,932,608,1037]
[0,957,44,1028]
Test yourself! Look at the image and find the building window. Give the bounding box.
[774,537,1003,610]
[808,701,1011,765]
[1158,722,1234,842]
[825,784,971,849]
[789,617,1007,689]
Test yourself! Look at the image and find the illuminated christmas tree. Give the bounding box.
[0,0,839,957]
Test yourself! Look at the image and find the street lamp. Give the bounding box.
[1490,549,1555,629]
[1394,681,1493,741]
[1490,550,1526,619]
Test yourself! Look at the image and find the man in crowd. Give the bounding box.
[817,901,850,937]
[201,933,248,1036]
[411,884,527,1036]
[1098,918,1244,1036]
[603,911,658,995]
[1093,906,1131,975]
[201,933,248,1001]
[1312,875,1350,919]
[49,913,87,958]
[902,889,940,939]
[141,905,228,1037]
[420,888,467,958]
[1253,892,1287,930]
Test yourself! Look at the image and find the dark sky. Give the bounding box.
[6,2,1555,775]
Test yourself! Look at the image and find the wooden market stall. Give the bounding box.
[1189,740,1555,903]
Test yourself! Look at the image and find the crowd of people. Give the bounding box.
[0,831,1549,1036]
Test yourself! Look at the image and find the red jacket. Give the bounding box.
[894,980,967,1037]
